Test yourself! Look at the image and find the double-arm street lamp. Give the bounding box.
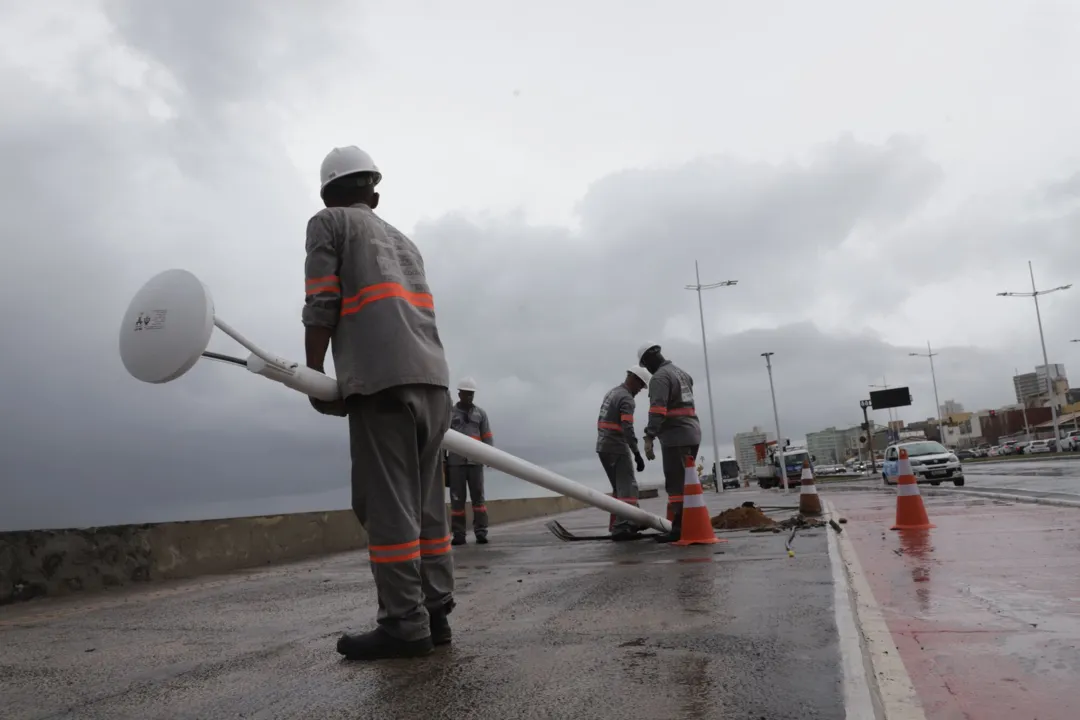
[908,342,944,446]
[997,261,1072,448]
[685,261,737,491]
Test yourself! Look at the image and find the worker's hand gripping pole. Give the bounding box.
[118,269,672,534]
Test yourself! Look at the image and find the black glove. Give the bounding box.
[634,453,646,473]
[309,397,347,417]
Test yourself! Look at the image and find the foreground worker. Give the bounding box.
[637,342,701,543]
[446,377,494,545]
[303,145,455,661]
[596,366,651,539]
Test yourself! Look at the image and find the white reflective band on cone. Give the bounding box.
[897,483,921,496]
[683,493,707,509]
[800,484,819,494]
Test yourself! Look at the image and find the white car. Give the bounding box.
[1026,439,1053,454]
[882,441,965,487]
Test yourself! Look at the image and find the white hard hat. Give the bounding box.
[320,146,382,195]
[627,366,651,385]
[636,343,660,363]
[457,377,478,392]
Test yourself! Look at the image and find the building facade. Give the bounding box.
[733,427,769,475]
[940,399,964,416]
[806,427,845,465]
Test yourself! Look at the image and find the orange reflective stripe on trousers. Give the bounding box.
[369,539,420,564]
[420,535,452,557]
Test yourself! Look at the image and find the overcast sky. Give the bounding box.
[2,1,1080,530]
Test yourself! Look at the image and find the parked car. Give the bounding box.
[882,441,965,487]
[1062,431,1080,451]
[1027,439,1053,454]
[957,449,976,460]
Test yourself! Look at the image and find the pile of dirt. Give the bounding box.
[710,505,777,530]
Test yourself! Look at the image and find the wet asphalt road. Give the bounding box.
[0,495,844,720]
[825,456,1080,500]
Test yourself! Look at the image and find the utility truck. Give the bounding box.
[753,441,813,489]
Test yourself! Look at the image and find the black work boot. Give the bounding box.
[654,524,682,544]
[336,628,433,661]
[475,533,489,545]
[429,602,454,646]
[451,534,467,546]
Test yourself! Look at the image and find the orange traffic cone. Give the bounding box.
[891,448,935,531]
[674,455,725,546]
[798,459,822,516]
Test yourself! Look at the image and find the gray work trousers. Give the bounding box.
[598,451,640,533]
[661,442,699,536]
[448,465,488,538]
[346,385,454,642]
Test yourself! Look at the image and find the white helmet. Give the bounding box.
[627,366,651,385]
[320,146,382,196]
[636,342,660,364]
[457,377,478,392]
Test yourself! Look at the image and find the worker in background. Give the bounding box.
[637,342,701,543]
[445,377,494,545]
[303,146,454,661]
[596,366,651,539]
[696,458,704,480]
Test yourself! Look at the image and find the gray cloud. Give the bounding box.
[2,5,1079,532]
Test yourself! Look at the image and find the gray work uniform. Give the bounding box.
[446,403,493,538]
[643,360,702,535]
[303,203,453,643]
[596,383,641,533]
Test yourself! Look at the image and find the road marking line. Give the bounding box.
[825,503,878,720]
[825,500,927,720]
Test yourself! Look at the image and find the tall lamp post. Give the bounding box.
[908,341,944,446]
[869,377,896,438]
[685,261,737,492]
[997,261,1071,449]
[761,352,787,492]
[1015,367,1032,440]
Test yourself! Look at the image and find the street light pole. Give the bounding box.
[869,377,896,437]
[761,352,788,493]
[998,261,1072,449]
[1015,367,1032,440]
[908,342,944,446]
[685,261,737,492]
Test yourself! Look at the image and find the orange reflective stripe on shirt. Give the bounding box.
[420,535,452,557]
[481,432,493,440]
[619,414,634,422]
[597,421,621,431]
[649,406,668,415]
[368,539,420,564]
[305,274,340,295]
[341,282,434,317]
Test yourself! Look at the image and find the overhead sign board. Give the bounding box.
[870,386,912,410]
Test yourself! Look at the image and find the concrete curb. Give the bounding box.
[824,499,927,720]
[0,496,588,605]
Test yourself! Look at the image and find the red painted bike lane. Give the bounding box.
[829,490,1080,720]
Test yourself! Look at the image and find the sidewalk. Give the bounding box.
[828,490,1080,720]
